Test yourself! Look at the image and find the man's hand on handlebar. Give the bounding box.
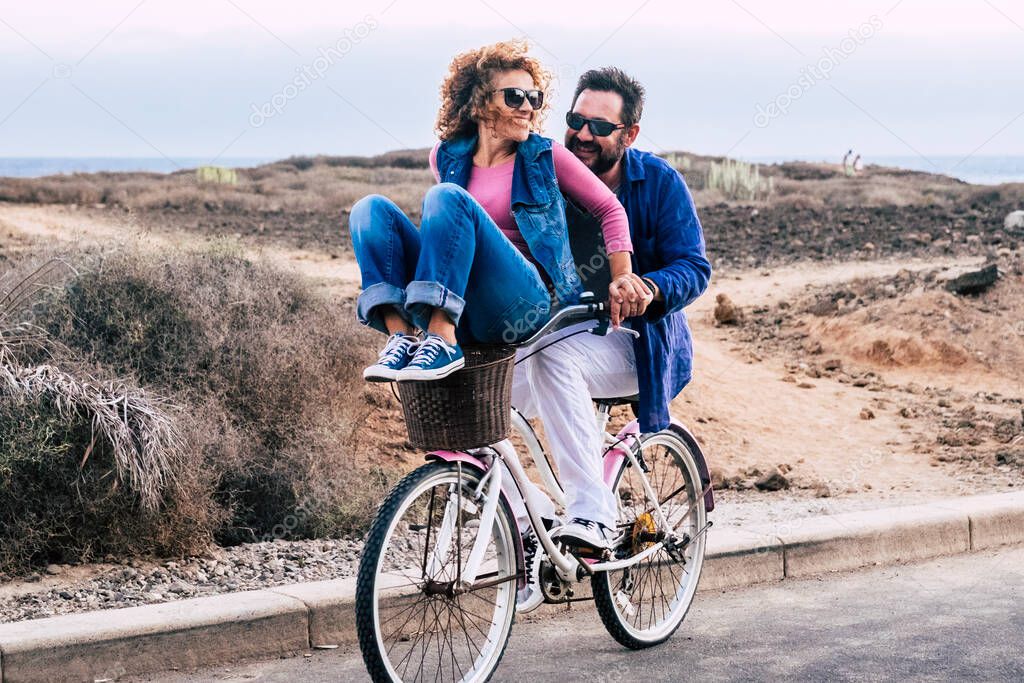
[609,273,654,327]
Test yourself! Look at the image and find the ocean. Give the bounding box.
[743,155,1024,186]
[0,157,273,179]
[1,155,1023,186]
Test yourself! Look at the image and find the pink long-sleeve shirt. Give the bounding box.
[428,141,632,267]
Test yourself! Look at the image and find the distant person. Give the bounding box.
[348,40,638,383]
[853,154,864,175]
[842,149,853,176]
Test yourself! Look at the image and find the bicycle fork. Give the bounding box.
[425,461,505,590]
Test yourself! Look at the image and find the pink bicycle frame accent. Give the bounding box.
[602,420,641,486]
[600,419,716,513]
[425,450,490,471]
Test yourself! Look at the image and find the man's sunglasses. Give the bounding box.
[491,87,545,110]
[566,111,627,137]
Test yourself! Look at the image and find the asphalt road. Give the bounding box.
[130,546,1024,682]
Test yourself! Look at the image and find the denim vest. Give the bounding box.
[435,133,583,306]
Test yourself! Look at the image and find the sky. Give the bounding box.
[1,0,1022,165]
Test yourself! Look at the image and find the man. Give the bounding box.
[512,67,712,554]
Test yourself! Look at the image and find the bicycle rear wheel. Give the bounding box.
[592,430,707,649]
[356,461,519,682]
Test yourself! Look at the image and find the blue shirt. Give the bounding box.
[618,148,712,432]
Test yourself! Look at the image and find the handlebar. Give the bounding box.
[513,293,639,349]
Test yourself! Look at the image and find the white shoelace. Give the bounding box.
[377,334,413,365]
[409,335,454,367]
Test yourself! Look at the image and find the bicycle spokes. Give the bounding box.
[358,463,518,682]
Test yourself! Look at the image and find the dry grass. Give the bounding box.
[0,258,220,575]
[0,242,389,575]
[30,243,388,543]
[0,362,184,511]
[0,153,432,219]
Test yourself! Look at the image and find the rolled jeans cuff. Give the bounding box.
[357,282,412,334]
[405,280,466,330]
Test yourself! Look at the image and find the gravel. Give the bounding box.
[0,537,365,624]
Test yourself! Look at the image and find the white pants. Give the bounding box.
[510,324,639,528]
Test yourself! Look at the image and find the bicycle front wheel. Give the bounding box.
[593,430,708,649]
[356,461,519,682]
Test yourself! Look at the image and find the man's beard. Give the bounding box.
[567,135,627,175]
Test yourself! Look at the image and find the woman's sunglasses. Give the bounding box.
[566,111,627,137]
[491,87,545,110]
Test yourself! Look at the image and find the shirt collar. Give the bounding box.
[622,147,647,185]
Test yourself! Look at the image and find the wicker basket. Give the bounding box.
[397,345,516,451]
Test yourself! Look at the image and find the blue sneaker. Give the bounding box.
[396,334,465,381]
[363,333,419,382]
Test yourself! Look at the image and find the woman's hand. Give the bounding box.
[609,272,653,327]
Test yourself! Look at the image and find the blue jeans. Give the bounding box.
[349,183,552,345]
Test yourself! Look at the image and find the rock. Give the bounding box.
[45,564,63,576]
[803,340,824,355]
[823,358,843,372]
[797,381,815,389]
[709,466,726,489]
[860,408,875,420]
[807,299,837,316]
[1005,210,1024,231]
[755,469,791,491]
[713,293,743,325]
[943,263,999,295]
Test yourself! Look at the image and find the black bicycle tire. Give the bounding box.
[355,461,519,682]
[591,431,707,650]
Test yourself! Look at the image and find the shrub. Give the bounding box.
[31,244,387,545]
[196,166,239,185]
[0,259,218,575]
[707,159,774,201]
[0,380,216,575]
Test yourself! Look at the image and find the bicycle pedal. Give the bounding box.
[572,545,611,561]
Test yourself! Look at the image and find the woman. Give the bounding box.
[349,40,648,382]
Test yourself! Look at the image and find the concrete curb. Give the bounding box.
[2,491,1023,682]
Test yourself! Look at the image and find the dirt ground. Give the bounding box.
[2,200,1023,611]
[683,254,1023,499]
[3,202,1021,506]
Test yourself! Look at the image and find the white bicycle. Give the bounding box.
[356,300,715,682]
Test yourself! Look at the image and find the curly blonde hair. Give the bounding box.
[435,40,552,141]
